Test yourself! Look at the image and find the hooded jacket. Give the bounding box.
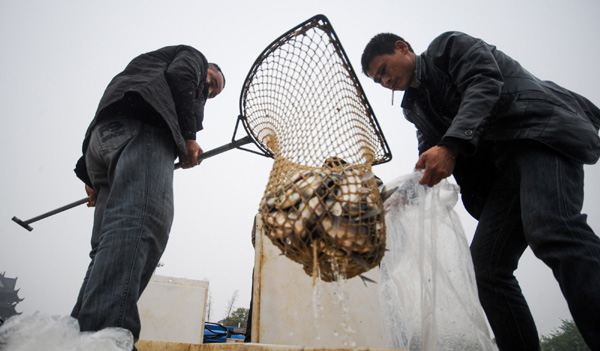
[75,45,210,186]
[401,31,600,217]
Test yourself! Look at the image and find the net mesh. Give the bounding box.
[240,15,391,282]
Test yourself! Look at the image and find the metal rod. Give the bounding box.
[174,135,253,169]
[12,197,90,232]
[12,136,254,231]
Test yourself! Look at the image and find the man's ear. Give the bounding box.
[395,40,409,53]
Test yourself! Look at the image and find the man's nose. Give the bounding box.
[208,87,222,99]
[380,76,392,89]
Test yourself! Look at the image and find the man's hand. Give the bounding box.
[415,145,457,187]
[85,185,97,207]
[179,140,203,169]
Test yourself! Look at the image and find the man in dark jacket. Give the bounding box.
[361,32,600,350]
[71,45,225,347]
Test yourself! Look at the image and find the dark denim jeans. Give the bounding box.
[470,141,600,351]
[71,117,175,344]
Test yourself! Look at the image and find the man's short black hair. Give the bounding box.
[361,33,414,76]
[208,62,225,88]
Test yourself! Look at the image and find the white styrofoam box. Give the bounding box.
[251,215,386,348]
[138,275,209,344]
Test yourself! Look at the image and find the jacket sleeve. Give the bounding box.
[429,32,504,154]
[74,156,92,188]
[164,46,208,140]
[416,129,434,155]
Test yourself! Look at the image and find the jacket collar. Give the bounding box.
[401,55,426,110]
[415,54,425,85]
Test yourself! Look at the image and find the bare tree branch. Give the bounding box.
[224,290,239,319]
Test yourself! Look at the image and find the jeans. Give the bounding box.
[470,140,600,351]
[71,116,175,344]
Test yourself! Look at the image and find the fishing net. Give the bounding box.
[239,15,391,282]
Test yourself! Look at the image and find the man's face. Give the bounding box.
[206,69,225,99]
[367,41,417,92]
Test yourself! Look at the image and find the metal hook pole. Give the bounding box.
[12,136,254,231]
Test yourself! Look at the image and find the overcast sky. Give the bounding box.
[1,0,599,339]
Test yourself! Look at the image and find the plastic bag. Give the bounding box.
[379,171,496,351]
[0,312,133,351]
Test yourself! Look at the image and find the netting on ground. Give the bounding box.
[240,15,391,282]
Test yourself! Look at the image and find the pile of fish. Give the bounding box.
[260,159,386,281]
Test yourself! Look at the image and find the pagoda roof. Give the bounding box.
[0,272,19,292]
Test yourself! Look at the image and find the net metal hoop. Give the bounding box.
[238,14,392,165]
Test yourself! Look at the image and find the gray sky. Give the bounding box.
[1,0,599,338]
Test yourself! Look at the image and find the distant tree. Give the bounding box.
[540,319,590,351]
[219,307,249,328]
[205,291,213,322]
[223,290,238,320]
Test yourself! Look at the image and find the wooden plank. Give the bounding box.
[137,340,400,351]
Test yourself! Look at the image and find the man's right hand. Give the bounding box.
[415,145,457,187]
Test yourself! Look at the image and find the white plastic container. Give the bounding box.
[251,215,386,348]
[138,275,209,344]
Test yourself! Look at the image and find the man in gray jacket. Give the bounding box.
[72,45,225,348]
[362,32,600,350]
